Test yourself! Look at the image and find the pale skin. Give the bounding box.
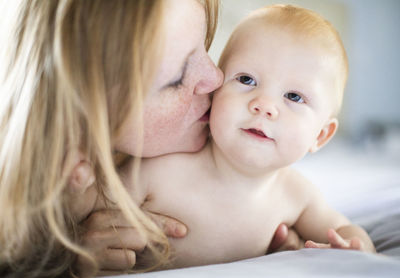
[117,15,375,268]
[69,0,222,273]
[68,0,298,274]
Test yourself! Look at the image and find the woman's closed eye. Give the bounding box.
[284,91,305,103]
[236,75,256,86]
[166,60,189,90]
[168,76,184,89]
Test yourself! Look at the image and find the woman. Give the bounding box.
[0,0,298,277]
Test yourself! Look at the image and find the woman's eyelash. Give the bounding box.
[169,77,184,88]
[168,61,189,89]
[168,71,187,89]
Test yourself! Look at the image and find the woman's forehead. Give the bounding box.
[155,0,206,85]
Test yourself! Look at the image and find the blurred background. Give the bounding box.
[209,0,400,156]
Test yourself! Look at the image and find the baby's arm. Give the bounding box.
[293,178,375,253]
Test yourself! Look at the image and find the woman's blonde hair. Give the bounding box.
[0,0,219,277]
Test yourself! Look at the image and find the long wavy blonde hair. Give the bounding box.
[0,0,219,277]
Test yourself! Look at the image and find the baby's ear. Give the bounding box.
[309,118,338,153]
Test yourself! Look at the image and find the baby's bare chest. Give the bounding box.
[144,179,301,268]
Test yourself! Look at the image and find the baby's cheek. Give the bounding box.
[281,126,314,161]
[210,99,233,138]
[210,93,230,117]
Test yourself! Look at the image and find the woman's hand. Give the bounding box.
[76,209,187,275]
[268,223,305,253]
[68,157,187,275]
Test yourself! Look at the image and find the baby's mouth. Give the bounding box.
[241,128,273,140]
[248,128,267,137]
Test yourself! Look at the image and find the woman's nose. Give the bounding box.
[194,56,224,95]
[248,96,279,120]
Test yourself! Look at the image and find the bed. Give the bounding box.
[109,136,400,277]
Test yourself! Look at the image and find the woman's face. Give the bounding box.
[115,0,223,157]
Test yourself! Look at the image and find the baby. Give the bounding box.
[120,4,375,268]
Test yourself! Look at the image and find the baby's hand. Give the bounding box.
[305,229,365,251]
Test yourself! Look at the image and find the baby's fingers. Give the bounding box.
[327,229,350,249]
[350,238,363,250]
[305,230,365,251]
[304,240,330,249]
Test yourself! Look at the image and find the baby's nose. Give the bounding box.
[248,96,279,120]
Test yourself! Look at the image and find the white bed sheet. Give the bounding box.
[108,138,400,277]
[118,249,400,278]
[293,138,400,257]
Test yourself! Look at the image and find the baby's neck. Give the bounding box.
[206,139,279,190]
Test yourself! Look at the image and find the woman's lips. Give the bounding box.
[241,128,274,141]
[199,108,211,122]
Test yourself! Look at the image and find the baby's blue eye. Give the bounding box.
[284,92,305,103]
[236,75,256,86]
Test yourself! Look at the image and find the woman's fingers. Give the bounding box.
[81,209,187,252]
[84,209,188,239]
[78,209,187,273]
[78,226,146,274]
[98,248,136,271]
[82,227,147,251]
[83,209,135,230]
[75,247,137,275]
[268,225,304,253]
[267,223,289,253]
[146,211,187,238]
[77,209,148,274]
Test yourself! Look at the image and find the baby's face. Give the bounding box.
[210,20,339,170]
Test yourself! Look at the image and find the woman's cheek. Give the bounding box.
[143,94,192,137]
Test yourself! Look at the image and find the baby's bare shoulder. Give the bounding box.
[279,167,318,200]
